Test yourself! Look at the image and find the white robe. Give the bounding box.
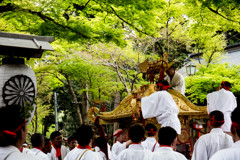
[63,148,103,160]
[117,144,150,160]
[192,128,233,160]
[31,148,51,160]
[94,146,107,160]
[165,72,185,95]
[141,137,159,152]
[210,140,240,160]
[207,89,237,132]
[111,141,126,160]
[144,147,187,160]
[50,145,69,160]
[141,91,181,134]
[0,145,41,160]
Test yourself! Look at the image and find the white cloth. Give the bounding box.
[207,89,237,132]
[141,137,159,152]
[111,141,126,160]
[22,147,32,154]
[107,143,112,160]
[141,91,181,134]
[210,140,240,160]
[31,148,50,160]
[50,145,69,160]
[117,144,150,160]
[144,147,187,160]
[192,128,233,160]
[165,72,185,95]
[94,146,107,160]
[0,145,41,160]
[64,148,103,160]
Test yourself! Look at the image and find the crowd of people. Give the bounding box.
[0,77,239,160]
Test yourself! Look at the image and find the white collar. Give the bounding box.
[129,144,144,150]
[210,128,224,133]
[156,146,173,152]
[233,140,240,148]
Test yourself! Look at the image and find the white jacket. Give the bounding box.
[192,128,233,160]
[207,89,237,132]
[50,145,69,160]
[117,144,150,160]
[141,91,181,134]
[210,140,240,160]
[0,145,40,160]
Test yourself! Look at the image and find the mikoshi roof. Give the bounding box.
[0,32,54,58]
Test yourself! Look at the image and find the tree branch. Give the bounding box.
[109,5,152,36]
[208,7,240,24]
[0,3,91,39]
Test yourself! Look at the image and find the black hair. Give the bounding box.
[0,105,26,147]
[67,136,76,144]
[129,124,145,143]
[155,80,169,86]
[50,131,62,141]
[31,133,44,148]
[95,137,107,151]
[74,124,94,146]
[231,107,240,137]
[158,127,177,146]
[44,137,51,146]
[221,81,231,88]
[145,123,157,137]
[209,110,224,127]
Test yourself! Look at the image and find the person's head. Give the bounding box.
[95,136,107,151]
[166,66,175,77]
[50,131,62,148]
[209,110,224,128]
[67,136,77,150]
[231,107,240,142]
[114,129,127,143]
[158,127,177,148]
[221,81,231,91]
[156,80,170,91]
[129,124,145,143]
[145,123,157,137]
[31,133,45,149]
[74,124,94,147]
[42,137,52,154]
[0,105,27,148]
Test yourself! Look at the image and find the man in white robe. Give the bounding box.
[192,110,233,160]
[165,65,185,95]
[0,105,41,160]
[141,123,159,152]
[141,80,181,134]
[210,107,240,160]
[117,125,150,160]
[50,131,69,160]
[111,129,132,160]
[207,81,237,133]
[144,127,187,160]
[64,124,103,160]
[31,133,50,160]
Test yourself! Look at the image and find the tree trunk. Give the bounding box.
[43,116,49,136]
[34,106,38,133]
[81,90,90,124]
[65,74,83,125]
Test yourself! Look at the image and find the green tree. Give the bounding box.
[185,63,240,105]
